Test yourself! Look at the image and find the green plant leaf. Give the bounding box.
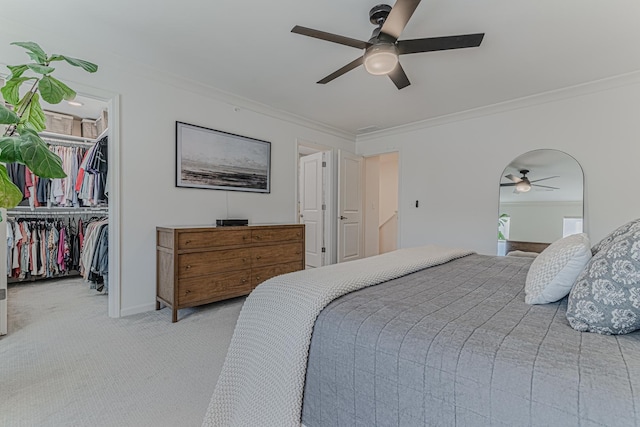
[0,103,20,125]
[0,136,24,163]
[49,54,98,73]
[27,64,55,75]
[18,130,66,178]
[11,41,47,64]
[39,75,76,104]
[0,164,24,209]
[7,64,28,79]
[1,76,32,105]
[17,92,46,133]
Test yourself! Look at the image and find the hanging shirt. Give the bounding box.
[6,220,14,277]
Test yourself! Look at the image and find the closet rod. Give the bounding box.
[40,131,99,145]
[41,137,95,147]
[7,207,108,214]
[7,211,107,217]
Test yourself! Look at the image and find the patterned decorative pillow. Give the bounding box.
[525,233,592,305]
[591,218,640,255]
[567,226,640,334]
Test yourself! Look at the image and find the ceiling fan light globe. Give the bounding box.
[364,44,399,75]
[515,181,532,192]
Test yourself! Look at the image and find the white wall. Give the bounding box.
[0,22,355,316]
[357,75,640,254]
[500,201,582,243]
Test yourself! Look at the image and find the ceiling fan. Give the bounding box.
[291,0,485,90]
[501,169,560,193]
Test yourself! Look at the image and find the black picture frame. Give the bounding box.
[175,121,271,193]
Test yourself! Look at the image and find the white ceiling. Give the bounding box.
[4,0,640,135]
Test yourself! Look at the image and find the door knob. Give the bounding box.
[340,216,347,220]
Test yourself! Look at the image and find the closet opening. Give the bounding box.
[1,91,117,335]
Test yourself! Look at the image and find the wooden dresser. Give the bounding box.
[156,224,305,322]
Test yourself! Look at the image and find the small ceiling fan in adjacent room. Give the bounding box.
[291,0,485,89]
[501,169,560,193]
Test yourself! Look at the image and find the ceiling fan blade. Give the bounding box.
[388,63,411,89]
[317,56,364,84]
[380,0,422,41]
[291,25,371,49]
[529,176,560,183]
[532,184,560,190]
[504,174,521,183]
[500,183,516,187]
[397,33,485,55]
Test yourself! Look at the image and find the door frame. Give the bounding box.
[0,82,121,327]
[295,139,336,265]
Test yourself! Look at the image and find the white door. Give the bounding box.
[299,152,325,268]
[337,150,364,263]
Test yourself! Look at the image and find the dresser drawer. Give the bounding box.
[251,242,303,267]
[178,248,250,278]
[251,227,303,244]
[178,270,251,305]
[178,229,251,250]
[252,261,303,287]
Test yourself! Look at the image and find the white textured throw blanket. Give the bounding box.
[202,245,473,427]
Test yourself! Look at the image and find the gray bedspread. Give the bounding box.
[301,254,640,426]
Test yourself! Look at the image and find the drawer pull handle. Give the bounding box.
[255,235,262,240]
[243,235,248,240]
[256,276,261,281]
[241,278,247,283]
[185,240,191,245]
[186,265,192,270]
[185,290,191,294]
[256,256,262,260]
[242,258,247,262]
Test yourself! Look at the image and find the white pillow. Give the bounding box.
[525,233,592,305]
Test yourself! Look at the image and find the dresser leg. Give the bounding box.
[172,308,178,323]
[156,300,161,310]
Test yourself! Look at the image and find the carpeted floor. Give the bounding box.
[0,277,243,427]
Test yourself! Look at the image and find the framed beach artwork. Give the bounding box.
[175,122,271,193]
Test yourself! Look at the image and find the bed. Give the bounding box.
[301,254,640,426]
[203,221,640,427]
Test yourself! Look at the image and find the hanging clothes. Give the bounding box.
[5,213,106,283]
[6,137,108,208]
[79,218,109,292]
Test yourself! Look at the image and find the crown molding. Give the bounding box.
[356,69,640,143]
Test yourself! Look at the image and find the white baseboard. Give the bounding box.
[120,302,156,317]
